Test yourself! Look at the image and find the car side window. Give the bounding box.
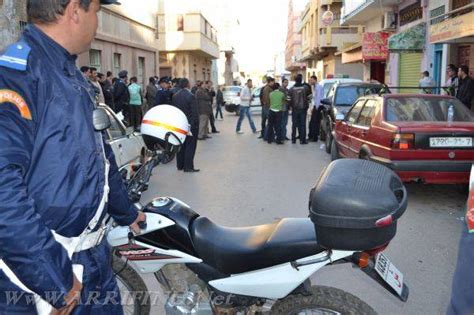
[346,100,366,124]
[327,86,335,99]
[106,111,125,140]
[355,100,377,127]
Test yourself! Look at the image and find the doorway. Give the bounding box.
[370,61,385,84]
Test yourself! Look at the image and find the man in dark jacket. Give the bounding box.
[215,85,224,119]
[289,74,311,144]
[172,78,200,172]
[145,77,158,110]
[155,77,172,105]
[196,81,213,139]
[260,77,275,140]
[98,72,115,109]
[113,70,130,124]
[207,81,219,133]
[456,65,474,110]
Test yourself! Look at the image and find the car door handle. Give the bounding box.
[118,144,122,148]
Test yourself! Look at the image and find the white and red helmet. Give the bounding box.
[141,105,190,149]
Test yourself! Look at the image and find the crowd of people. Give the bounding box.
[79,66,228,173]
[237,74,324,145]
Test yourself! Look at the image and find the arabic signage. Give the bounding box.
[362,32,389,60]
[399,0,423,26]
[430,11,474,43]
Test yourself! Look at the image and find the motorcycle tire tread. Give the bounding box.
[270,285,376,315]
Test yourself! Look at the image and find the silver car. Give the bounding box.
[223,86,242,114]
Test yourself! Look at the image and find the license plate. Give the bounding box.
[430,137,472,148]
[375,253,404,296]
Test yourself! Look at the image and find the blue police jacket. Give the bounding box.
[0,25,138,308]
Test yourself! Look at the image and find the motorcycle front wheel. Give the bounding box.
[271,285,376,315]
[112,255,151,315]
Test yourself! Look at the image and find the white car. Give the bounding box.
[223,86,242,114]
[318,78,362,99]
[100,104,146,173]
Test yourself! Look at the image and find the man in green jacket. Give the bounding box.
[267,83,286,144]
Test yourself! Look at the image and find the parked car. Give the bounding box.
[249,86,262,113]
[318,78,362,99]
[100,104,146,176]
[320,82,388,153]
[331,94,474,184]
[223,86,242,114]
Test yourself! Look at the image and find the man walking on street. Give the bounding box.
[215,85,224,120]
[280,78,290,141]
[308,75,324,142]
[260,77,275,140]
[456,65,474,110]
[196,81,213,140]
[289,74,311,144]
[236,79,257,134]
[172,78,200,172]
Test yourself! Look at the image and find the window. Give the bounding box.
[138,57,145,87]
[347,100,366,124]
[177,14,184,31]
[113,53,121,77]
[334,85,384,107]
[356,100,377,127]
[106,111,125,140]
[89,49,101,72]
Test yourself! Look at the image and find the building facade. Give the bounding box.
[285,0,307,79]
[298,0,364,82]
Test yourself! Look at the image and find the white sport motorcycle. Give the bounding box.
[107,143,409,315]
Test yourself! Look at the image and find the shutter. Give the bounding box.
[399,53,423,93]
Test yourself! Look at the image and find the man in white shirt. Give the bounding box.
[308,75,324,142]
[236,79,257,134]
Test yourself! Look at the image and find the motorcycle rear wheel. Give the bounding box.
[112,255,151,315]
[271,285,376,315]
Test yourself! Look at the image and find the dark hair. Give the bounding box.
[80,66,89,73]
[447,64,458,72]
[205,80,211,85]
[310,75,317,80]
[149,77,155,84]
[423,71,429,77]
[459,65,469,75]
[130,77,138,83]
[273,83,280,90]
[97,73,104,79]
[266,77,275,83]
[247,79,252,83]
[27,0,92,24]
[178,78,190,89]
[106,71,113,77]
[282,78,288,83]
[89,67,97,73]
[295,74,303,83]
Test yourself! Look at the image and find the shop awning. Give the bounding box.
[388,23,426,51]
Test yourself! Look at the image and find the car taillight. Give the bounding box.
[392,133,414,150]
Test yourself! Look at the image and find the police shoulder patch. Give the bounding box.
[0,41,31,71]
[0,89,32,120]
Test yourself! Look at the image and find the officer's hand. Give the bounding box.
[130,211,147,234]
[51,275,82,315]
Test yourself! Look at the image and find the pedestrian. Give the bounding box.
[289,74,311,144]
[191,80,201,95]
[456,65,474,110]
[106,70,114,85]
[215,85,224,120]
[267,83,285,144]
[419,71,436,94]
[445,64,459,96]
[0,1,146,314]
[128,77,143,131]
[236,79,257,134]
[207,81,219,133]
[145,76,158,110]
[260,77,275,140]
[80,65,90,80]
[155,77,172,105]
[308,75,324,142]
[280,78,290,140]
[89,67,105,104]
[196,81,213,140]
[172,78,200,172]
[169,78,180,99]
[98,72,115,108]
[113,70,131,123]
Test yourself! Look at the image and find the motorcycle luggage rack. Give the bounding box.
[291,250,332,270]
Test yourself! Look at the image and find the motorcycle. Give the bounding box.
[107,135,409,315]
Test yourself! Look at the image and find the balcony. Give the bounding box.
[158,12,219,59]
[319,26,361,49]
[429,4,474,44]
[340,0,401,25]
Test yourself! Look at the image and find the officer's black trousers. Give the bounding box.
[177,128,198,171]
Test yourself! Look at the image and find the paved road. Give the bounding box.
[140,112,467,315]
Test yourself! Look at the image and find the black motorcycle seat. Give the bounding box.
[190,217,325,275]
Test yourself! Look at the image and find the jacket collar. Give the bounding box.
[24,24,78,77]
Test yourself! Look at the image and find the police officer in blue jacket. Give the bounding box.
[0,0,146,314]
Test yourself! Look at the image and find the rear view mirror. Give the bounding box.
[335,114,345,121]
[93,108,111,131]
[321,98,332,106]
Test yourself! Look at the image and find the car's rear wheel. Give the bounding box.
[330,140,340,161]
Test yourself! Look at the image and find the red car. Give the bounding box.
[331,94,474,184]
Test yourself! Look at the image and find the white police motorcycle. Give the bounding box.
[108,106,409,315]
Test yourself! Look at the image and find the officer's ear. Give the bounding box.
[65,0,82,24]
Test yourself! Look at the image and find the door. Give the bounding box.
[351,99,378,156]
[337,99,366,157]
[398,53,423,93]
[433,44,443,94]
[370,61,386,84]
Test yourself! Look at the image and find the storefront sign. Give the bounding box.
[430,11,474,43]
[322,11,334,26]
[362,32,389,60]
[399,0,423,26]
[389,23,426,51]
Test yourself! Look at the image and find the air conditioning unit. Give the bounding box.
[383,11,397,30]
